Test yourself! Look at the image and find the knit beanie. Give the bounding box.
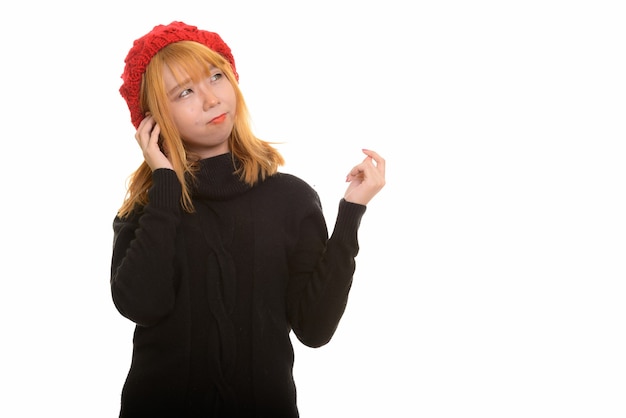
[119,21,239,129]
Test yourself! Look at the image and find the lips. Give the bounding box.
[209,113,227,124]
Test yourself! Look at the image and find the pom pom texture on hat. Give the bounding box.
[119,21,239,128]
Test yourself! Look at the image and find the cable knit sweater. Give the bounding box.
[110,153,366,418]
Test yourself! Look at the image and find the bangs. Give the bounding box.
[161,41,230,86]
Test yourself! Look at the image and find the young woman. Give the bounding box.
[111,21,385,417]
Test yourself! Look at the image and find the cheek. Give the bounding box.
[222,84,237,110]
[228,93,237,114]
[182,106,202,124]
[172,108,198,131]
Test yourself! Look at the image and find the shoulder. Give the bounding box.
[269,172,319,198]
[270,172,314,188]
[253,172,322,211]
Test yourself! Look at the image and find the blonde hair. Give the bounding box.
[117,41,284,218]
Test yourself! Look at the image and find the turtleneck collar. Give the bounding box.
[190,153,251,201]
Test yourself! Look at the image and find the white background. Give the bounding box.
[1,1,625,417]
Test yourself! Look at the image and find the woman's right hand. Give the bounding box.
[135,115,173,171]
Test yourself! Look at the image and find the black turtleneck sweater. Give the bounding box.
[110,153,366,418]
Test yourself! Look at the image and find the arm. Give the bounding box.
[287,199,366,348]
[110,169,182,326]
[287,149,385,347]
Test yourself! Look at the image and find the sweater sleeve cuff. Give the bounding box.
[330,198,367,244]
[148,169,182,210]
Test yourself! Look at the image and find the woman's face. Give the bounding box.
[162,63,237,159]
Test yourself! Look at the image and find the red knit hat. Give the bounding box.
[119,21,239,128]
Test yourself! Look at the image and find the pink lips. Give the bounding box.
[209,114,227,124]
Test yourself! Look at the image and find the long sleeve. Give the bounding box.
[111,156,368,416]
[110,169,183,326]
[287,198,366,348]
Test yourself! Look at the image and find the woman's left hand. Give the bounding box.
[344,149,386,205]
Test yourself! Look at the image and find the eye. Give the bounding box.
[179,88,193,98]
[209,72,224,83]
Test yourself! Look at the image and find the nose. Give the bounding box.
[200,85,219,111]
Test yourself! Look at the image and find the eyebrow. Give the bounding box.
[167,78,192,97]
[166,65,219,97]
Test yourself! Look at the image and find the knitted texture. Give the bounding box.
[119,21,239,128]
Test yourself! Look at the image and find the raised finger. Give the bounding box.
[362,149,385,174]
